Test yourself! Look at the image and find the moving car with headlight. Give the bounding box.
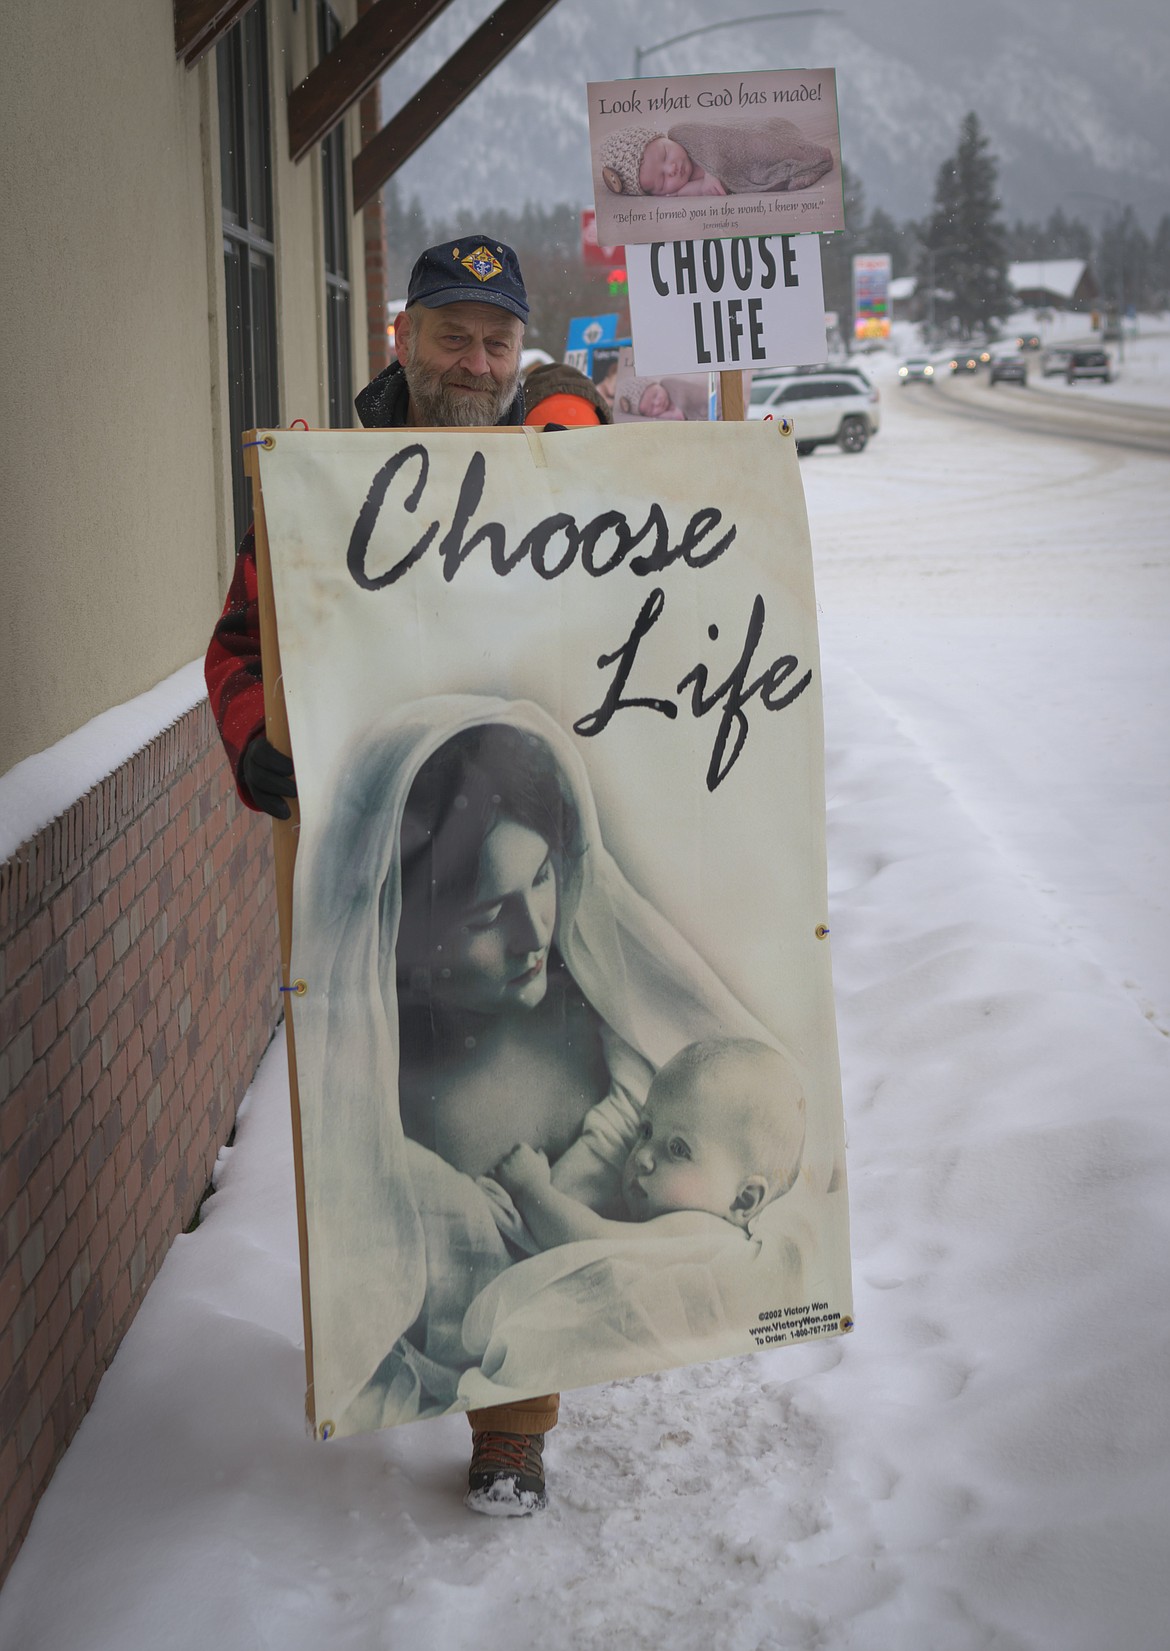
[949,349,981,374]
[989,353,1028,385]
[898,357,935,384]
[747,373,881,454]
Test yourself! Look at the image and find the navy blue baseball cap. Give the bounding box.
[405,236,529,323]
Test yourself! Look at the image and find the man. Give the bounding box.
[205,236,558,1518]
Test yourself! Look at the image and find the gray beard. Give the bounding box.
[402,355,519,427]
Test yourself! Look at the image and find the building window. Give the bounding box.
[218,1,279,545]
[319,1,353,428]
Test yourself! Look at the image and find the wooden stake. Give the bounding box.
[243,432,317,1430]
[719,369,746,422]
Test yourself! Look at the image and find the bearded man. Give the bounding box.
[205,237,559,1519]
[356,235,527,429]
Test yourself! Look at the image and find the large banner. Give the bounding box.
[254,424,852,1438]
[588,68,844,245]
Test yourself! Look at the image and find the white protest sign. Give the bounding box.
[627,235,827,377]
[252,424,852,1435]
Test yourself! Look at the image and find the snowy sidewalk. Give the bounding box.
[1,377,1168,1651]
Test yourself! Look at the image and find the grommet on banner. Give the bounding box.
[815,924,830,939]
[840,1316,854,1333]
[243,434,277,451]
[319,1420,335,1440]
[280,979,308,996]
[778,417,794,436]
[290,418,309,430]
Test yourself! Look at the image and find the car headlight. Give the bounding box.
[898,367,908,377]
[924,365,934,376]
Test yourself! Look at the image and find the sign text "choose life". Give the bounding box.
[649,235,799,365]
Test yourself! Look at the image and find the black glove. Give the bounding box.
[241,736,297,819]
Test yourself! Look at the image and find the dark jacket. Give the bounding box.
[205,363,526,808]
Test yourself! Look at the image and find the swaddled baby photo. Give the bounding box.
[589,67,845,244]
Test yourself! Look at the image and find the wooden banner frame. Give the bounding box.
[242,386,747,1428]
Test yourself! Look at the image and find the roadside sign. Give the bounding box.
[567,313,620,352]
[581,208,623,268]
[852,255,891,342]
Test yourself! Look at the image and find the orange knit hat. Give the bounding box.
[524,392,605,427]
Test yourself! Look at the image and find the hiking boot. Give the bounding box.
[465,1430,547,1517]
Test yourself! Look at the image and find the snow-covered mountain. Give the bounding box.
[376,0,1169,229]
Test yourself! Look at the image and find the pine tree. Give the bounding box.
[1097,206,1152,313]
[919,112,1014,337]
[1151,216,1170,311]
[818,164,866,326]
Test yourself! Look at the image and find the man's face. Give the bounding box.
[396,301,524,427]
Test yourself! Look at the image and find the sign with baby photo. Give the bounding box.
[246,422,853,1439]
[588,68,845,246]
[611,345,713,423]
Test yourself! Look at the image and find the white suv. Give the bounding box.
[747,373,881,454]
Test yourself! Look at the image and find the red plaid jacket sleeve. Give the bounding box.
[205,524,268,810]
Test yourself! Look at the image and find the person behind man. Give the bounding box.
[523,360,612,428]
[204,236,559,1517]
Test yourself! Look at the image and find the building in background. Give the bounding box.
[0,0,368,1585]
[1008,260,1100,311]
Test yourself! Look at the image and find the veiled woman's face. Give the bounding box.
[427,819,557,1015]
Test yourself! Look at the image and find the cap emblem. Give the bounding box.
[462,245,503,283]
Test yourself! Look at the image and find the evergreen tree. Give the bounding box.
[919,112,1014,336]
[383,179,430,296]
[861,207,914,278]
[1043,209,1093,262]
[1097,206,1152,313]
[1151,215,1170,311]
[818,164,867,327]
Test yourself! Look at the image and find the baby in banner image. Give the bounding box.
[615,374,707,422]
[600,116,834,201]
[309,699,827,1430]
[494,1037,807,1247]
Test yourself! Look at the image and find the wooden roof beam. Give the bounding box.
[288,0,460,164]
[173,0,257,68]
[352,0,562,213]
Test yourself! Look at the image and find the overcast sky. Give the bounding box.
[376,0,1169,227]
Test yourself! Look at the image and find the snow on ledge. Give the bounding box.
[0,661,208,867]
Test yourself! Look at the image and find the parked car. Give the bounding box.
[898,357,936,384]
[748,373,881,454]
[949,349,981,374]
[989,353,1028,386]
[1041,346,1073,377]
[1066,348,1112,384]
[751,363,874,393]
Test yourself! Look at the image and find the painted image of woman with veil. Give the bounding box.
[290,696,824,1437]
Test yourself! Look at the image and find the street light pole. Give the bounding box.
[634,9,839,78]
[923,242,963,343]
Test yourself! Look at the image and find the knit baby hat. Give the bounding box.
[600,126,662,196]
[617,375,657,415]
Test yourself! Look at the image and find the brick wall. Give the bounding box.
[0,700,280,1584]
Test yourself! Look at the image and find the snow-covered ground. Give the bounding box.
[2,377,1168,1651]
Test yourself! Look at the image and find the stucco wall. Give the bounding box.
[0,0,367,775]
